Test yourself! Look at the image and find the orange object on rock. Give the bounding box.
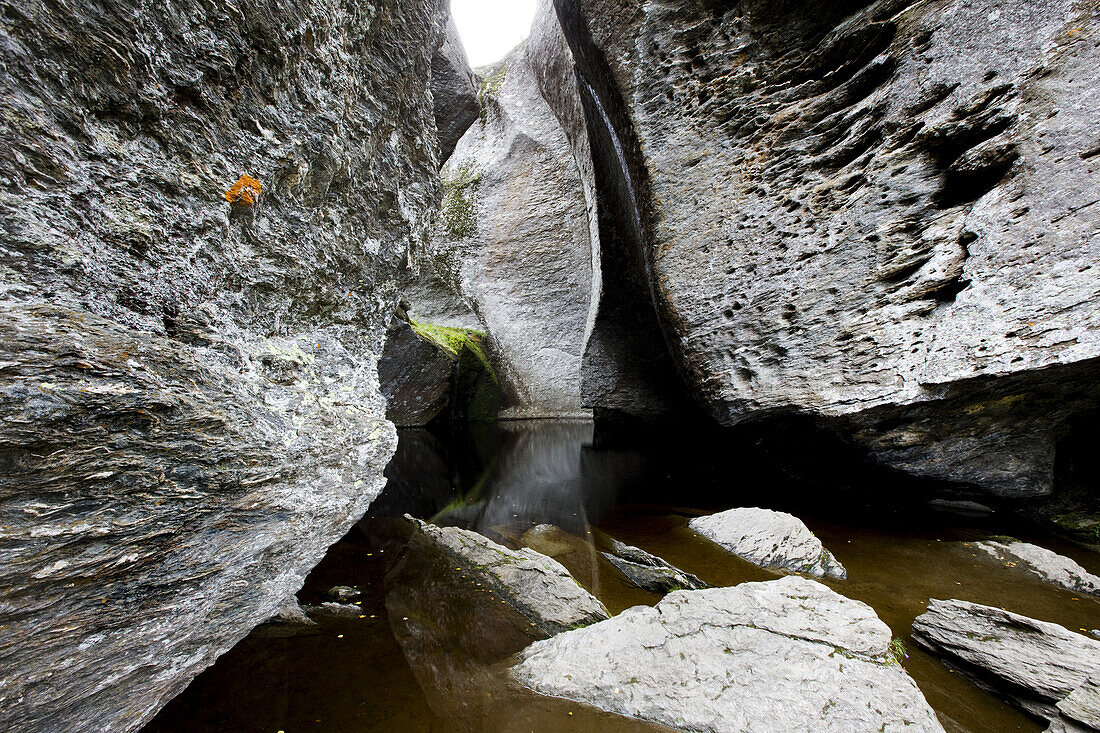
[224,174,262,206]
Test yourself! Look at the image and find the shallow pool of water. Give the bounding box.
[144,420,1100,733]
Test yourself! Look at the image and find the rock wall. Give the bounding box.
[432,14,480,165]
[0,0,446,730]
[554,0,1100,495]
[426,2,598,419]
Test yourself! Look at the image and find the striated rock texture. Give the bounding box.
[513,576,945,732]
[976,540,1100,598]
[913,599,1100,728]
[555,0,1100,494]
[431,14,479,165]
[0,0,446,730]
[601,537,707,594]
[427,2,598,419]
[689,507,847,579]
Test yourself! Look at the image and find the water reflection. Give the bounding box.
[378,420,642,535]
[143,419,1100,733]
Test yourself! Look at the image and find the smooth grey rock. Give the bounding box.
[0,0,447,730]
[602,537,707,594]
[432,14,480,165]
[556,0,1100,494]
[428,2,598,419]
[1057,678,1100,730]
[689,507,847,579]
[913,599,1100,725]
[512,576,944,732]
[404,516,609,634]
[976,540,1100,598]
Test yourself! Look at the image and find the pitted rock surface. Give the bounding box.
[689,507,847,579]
[555,0,1100,494]
[0,0,446,730]
[512,576,944,732]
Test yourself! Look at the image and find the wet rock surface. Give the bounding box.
[427,3,598,418]
[513,576,944,732]
[402,516,609,634]
[0,0,446,730]
[379,318,457,426]
[601,537,706,594]
[976,540,1100,598]
[555,0,1100,494]
[913,599,1100,728]
[253,599,319,639]
[688,507,847,579]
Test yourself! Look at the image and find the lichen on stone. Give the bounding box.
[439,164,482,239]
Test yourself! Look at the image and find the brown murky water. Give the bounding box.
[144,421,1100,733]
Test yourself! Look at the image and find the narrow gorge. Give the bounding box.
[1,0,1098,732]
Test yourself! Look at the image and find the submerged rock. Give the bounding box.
[386,515,609,726]
[553,0,1100,495]
[913,599,1100,727]
[976,540,1100,598]
[403,516,609,634]
[427,2,598,419]
[689,507,847,579]
[512,576,944,732]
[253,599,320,639]
[304,602,363,622]
[0,0,447,730]
[602,537,707,594]
[327,586,363,603]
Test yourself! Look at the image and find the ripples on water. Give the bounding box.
[145,419,1100,733]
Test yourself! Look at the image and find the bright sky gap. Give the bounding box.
[450,0,539,68]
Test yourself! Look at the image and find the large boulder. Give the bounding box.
[976,540,1100,598]
[431,14,480,165]
[402,516,609,634]
[512,576,944,732]
[553,0,1100,495]
[689,507,847,579]
[913,599,1100,727]
[0,0,446,730]
[427,3,598,419]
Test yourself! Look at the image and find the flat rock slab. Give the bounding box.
[688,507,846,579]
[976,540,1100,598]
[602,537,707,594]
[1057,678,1100,730]
[405,516,609,634]
[913,599,1100,727]
[512,576,942,732]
